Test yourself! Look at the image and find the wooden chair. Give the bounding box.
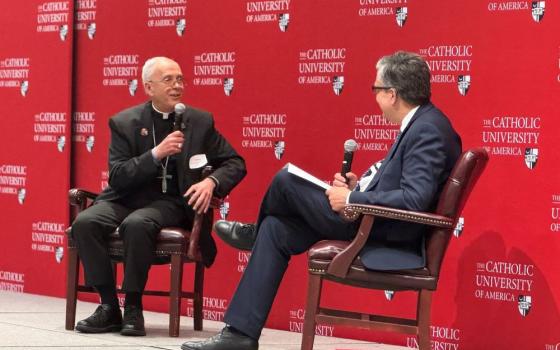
[301,148,488,350]
[65,169,218,337]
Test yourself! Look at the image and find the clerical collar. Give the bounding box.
[152,103,171,120]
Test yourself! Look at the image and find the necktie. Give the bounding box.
[355,159,383,191]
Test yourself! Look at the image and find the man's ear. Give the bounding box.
[144,82,153,96]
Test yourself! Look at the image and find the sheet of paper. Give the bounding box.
[284,163,331,190]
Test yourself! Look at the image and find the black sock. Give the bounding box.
[125,292,142,308]
[95,285,119,308]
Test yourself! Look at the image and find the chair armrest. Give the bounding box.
[342,204,454,228]
[68,188,99,212]
[186,197,221,260]
[327,204,454,279]
[186,166,220,260]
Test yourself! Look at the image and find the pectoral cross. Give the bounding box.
[158,167,173,193]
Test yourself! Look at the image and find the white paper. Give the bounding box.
[284,163,331,190]
[189,154,208,169]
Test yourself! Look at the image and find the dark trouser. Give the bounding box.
[71,199,188,293]
[224,169,356,339]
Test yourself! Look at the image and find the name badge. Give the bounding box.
[189,154,208,169]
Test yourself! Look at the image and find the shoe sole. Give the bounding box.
[120,328,146,336]
[75,324,122,333]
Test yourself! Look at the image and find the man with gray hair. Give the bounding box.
[182,51,461,350]
[71,57,246,336]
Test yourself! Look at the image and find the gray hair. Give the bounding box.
[376,51,431,106]
[142,57,176,83]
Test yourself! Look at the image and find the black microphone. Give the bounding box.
[173,103,186,131]
[341,139,358,181]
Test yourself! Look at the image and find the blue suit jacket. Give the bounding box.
[349,103,461,271]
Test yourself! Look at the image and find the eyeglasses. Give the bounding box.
[149,75,185,86]
[371,85,394,94]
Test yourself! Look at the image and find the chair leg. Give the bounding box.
[193,262,204,331]
[169,254,184,337]
[417,290,432,350]
[65,247,79,330]
[301,273,323,350]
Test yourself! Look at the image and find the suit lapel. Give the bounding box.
[365,103,432,191]
[177,107,193,190]
[138,103,153,153]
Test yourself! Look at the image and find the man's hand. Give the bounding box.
[153,130,184,160]
[326,186,351,213]
[184,178,216,214]
[333,172,358,190]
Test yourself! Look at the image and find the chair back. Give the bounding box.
[425,148,489,277]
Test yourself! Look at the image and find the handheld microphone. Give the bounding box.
[173,103,186,131]
[341,139,358,181]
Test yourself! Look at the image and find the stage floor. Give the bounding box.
[0,291,406,350]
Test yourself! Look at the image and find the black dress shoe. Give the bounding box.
[213,220,256,251]
[75,304,122,333]
[181,326,258,350]
[120,305,146,336]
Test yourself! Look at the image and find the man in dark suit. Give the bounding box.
[181,51,461,350]
[71,57,246,336]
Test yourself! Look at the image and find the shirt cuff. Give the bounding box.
[208,175,220,190]
[151,148,161,165]
[345,191,352,205]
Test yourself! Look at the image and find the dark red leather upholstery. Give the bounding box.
[300,148,489,350]
[64,189,217,337]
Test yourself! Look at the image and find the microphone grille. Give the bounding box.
[174,103,186,115]
[344,139,358,152]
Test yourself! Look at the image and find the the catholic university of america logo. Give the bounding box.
[458,75,471,96]
[453,217,465,238]
[86,135,95,152]
[241,113,287,158]
[57,136,66,152]
[524,148,538,169]
[518,295,532,316]
[18,188,26,205]
[31,221,66,263]
[75,0,97,38]
[333,76,344,96]
[1,164,27,204]
[223,78,234,96]
[87,22,96,40]
[55,246,64,263]
[357,2,410,27]
[384,290,395,301]
[176,18,186,36]
[531,1,545,23]
[128,79,138,96]
[279,13,290,32]
[20,80,29,97]
[245,1,291,31]
[102,54,140,94]
[396,7,407,27]
[298,48,346,93]
[421,45,473,95]
[219,199,230,220]
[193,51,236,93]
[274,141,285,160]
[59,24,69,41]
[147,0,187,32]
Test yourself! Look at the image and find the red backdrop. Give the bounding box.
[1,1,559,348]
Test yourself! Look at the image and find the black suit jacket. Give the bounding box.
[96,102,246,266]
